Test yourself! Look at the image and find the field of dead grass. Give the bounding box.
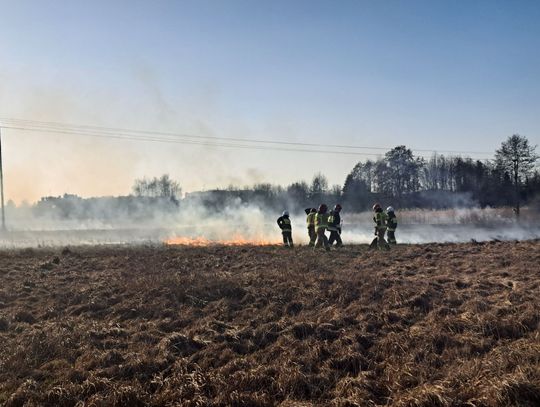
[0,241,539,406]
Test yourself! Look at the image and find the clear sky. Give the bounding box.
[1,0,539,203]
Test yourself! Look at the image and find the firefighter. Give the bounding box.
[369,203,390,250]
[305,207,317,246]
[314,204,330,250]
[328,204,343,247]
[277,211,293,247]
[386,206,397,244]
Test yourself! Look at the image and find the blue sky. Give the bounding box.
[0,0,539,202]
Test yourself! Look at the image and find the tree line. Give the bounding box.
[188,134,539,213]
[24,134,539,220]
[342,134,539,212]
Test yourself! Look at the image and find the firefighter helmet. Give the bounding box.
[318,204,328,213]
[282,210,289,216]
[386,206,394,213]
[372,203,382,211]
[334,204,342,211]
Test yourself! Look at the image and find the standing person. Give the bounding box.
[328,204,343,247]
[369,203,390,250]
[386,206,398,245]
[305,207,317,246]
[277,211,293,247]
[314,204,330,251]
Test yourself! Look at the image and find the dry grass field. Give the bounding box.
[0,241,539,406]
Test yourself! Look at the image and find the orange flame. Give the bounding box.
[164,234,281,246]
[164,236,213,246]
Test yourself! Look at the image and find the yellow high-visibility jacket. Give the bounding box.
[327,212,338,232]
[306,212,316,227]
[315,213,329,231]
[373,212,388,230]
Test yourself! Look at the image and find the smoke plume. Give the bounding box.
[1,199,539,248]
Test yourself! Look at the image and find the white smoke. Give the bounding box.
[0,203,539,247]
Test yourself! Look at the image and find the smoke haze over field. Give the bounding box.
[2,200,540,247]
[0,71,362,204]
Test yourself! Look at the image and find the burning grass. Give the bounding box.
[165,235,281,246]
[0,241,539,406]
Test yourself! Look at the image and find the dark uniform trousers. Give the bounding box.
[315,228,329,250]
[387,230,396,244]
[387,214,397,244]
[328,229,342,246]
[308,226,316,246]
[282,231,293,247]
[369,228,389,250]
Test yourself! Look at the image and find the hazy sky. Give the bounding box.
[1,0,539,203]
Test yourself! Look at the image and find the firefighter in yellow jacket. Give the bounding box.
[314,204,330,251]
[328,204,343,247]
[369,203,390,250]
[305,207,317,246]
[386,206,398,245]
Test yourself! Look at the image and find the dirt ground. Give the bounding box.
[0,241,539,406]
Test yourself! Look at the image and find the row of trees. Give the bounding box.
[130,134,538,213]
[183,134,538,213]
[132,175,181,201]
[341,135,539,212]
[180,176,343,213]
[28,134,538,220]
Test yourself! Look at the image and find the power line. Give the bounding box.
[0,125,393,157]
[0,117,495,156]
[0,117,495,157]
[2,124,496,161]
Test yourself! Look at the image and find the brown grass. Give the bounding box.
[0,241,539,406]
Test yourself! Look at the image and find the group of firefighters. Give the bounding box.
[276,203,398,250]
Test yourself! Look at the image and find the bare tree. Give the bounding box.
[383,146,423,200]
[309,173,329,202]
[287,181,310,203]
[132,175,182,200]
[495,134,538,216]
